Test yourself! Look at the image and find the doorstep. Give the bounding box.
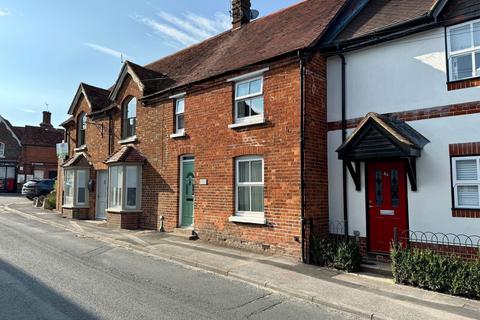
[172,227,198,240]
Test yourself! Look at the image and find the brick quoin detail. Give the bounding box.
[328,101,480,131]
[447,78,480,91]
[449,141,480,218]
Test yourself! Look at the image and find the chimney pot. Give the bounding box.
[40,111,53,128]
[232,0,251,29]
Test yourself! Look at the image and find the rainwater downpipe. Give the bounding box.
[299,50,307,263]
[339,53,349,239]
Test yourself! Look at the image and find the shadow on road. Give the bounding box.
[0,258,97,319]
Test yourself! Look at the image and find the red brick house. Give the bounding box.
[57,0,351,259]
[0,111,64,192]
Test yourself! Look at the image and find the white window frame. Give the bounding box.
[175,97,185,135]
[447,18,480,81]
[77,113,87,148]
[122,97,137,139]
[234,76,264,124]
[107,164,142,212]
[63,169,74,207]
[235,156,264,218]
[0,142,4,158]
[451,156,480,209]
[63,168,89,208]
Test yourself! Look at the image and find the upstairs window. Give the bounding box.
[175,97,185,134]
[0,142,4,157]
[447,19,480,81]
[77,113,86,147]
[234,77,264,123]
[122,97,137,139]
[452,156,480,209]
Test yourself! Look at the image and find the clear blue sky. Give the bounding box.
[0,0,300,127]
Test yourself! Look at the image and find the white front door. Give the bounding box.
[96,171,108,220]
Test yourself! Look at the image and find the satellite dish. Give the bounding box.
[250,9,259,20]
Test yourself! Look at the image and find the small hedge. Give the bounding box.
[391,244,480,299]
[310,237,362,272]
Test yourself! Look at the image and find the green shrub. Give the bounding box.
[310,237,361,272]
[391,244,480,299]
[44,181,57,210]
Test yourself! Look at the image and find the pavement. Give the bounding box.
[2,195,480,320]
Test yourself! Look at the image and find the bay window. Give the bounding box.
[234,156,264,220]
[63,168,89,207]
[447,19,480,81]
[108,164,141,211]
[452,156,480,209]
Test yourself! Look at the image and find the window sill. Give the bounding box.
[74,146,87,152]
[62,205,89,209]
[447,77,480,91]
[228,117,265,129]
[170,131,186,139]
[452,208,480,218]
[106,208,142,214]
[118,136,138,145]
[229,215,267,225]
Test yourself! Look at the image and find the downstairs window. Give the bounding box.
[452,156,480,209]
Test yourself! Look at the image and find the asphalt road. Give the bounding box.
[0,195,356,320]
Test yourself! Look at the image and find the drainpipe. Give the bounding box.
[108,114,113,154]
[299,50,307,262]
[339,53,349,239]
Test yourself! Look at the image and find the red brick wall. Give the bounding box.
[59,55,331,258]
[304,53,329,238]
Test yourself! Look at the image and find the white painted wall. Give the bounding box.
[328,114,480,238]
[327,28,480,122]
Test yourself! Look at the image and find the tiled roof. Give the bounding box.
[335,0,439,42]
[63,152,91,168]
[142,0,348,96]
[20,126,64,147]
[81,83,111,112]
[105,145,146,164]
[125,61,175,96]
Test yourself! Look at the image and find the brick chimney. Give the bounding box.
[232,0,251,29]
[40,111,53,129]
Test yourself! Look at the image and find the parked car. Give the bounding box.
[22,179,55,200]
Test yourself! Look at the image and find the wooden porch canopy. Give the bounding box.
[336,113,429,191]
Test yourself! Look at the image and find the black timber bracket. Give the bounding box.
[405,158,417,191]
[346,160,361,191]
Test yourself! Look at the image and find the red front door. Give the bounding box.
[367,161,408,254]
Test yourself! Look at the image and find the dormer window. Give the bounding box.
[0,142,5,157]
[447,19,480,81]
[122,97,137,139]
[77,112,86,147]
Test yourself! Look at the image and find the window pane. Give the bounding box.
[452,54,473,80]
[251,186,264,212]
[126,166,137,208]
[127,98,137,118]
[238,161,249,182]
[251,160,262,182]
[6,167,15,178]
[236,82,249,97]
[109,166,122,208]
[474,22,480,47]
[250,97,264,116]
[375,170,383,206]
[249,79,262,94]
[177,114,184,130]
[458,185,479,207]
[77,170,87,204]
[237,100,250,119]
[476,52,480,77]
[391,169,399,207]
[238,186,250,211]
[456,160,478,180]
[0,143,4,156]
[176,98,185,114]
[450,25,471,52]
